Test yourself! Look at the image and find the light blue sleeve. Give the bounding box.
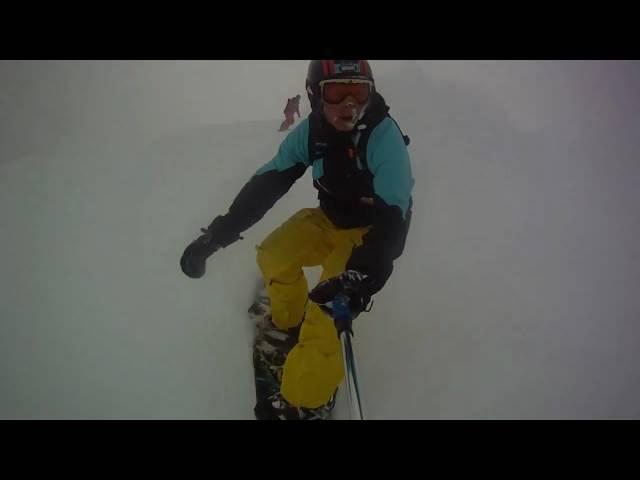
[255,118,311,175]
[366,117,415,217]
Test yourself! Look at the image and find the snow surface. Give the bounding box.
[1,60,639,419]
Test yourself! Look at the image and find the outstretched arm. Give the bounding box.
[181,119,311,278]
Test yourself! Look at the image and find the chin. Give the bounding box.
[334,123,355,132]
[328,117,357,132]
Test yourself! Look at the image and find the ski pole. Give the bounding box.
[332,294,365,420]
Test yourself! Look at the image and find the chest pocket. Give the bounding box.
[313,137,374,201]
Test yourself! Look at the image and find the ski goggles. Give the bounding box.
[319,79,373,105]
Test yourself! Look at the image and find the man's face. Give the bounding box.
[320,80,371,132]
[323,99,368,132]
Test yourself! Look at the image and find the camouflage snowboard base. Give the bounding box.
[249,289,335,420]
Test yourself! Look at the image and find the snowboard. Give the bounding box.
[248,287,336,420]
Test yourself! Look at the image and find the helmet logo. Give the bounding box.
[335,61,360,74]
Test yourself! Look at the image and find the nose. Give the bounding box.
[334,96,360,112]
[342,96,357,107]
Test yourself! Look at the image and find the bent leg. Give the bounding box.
[256,208,333,330]
[280,226,368,408]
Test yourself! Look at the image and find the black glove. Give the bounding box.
[308,270,372,318]
[180,216,241,279]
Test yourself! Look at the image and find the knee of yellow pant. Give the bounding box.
[304,301,333,327]
[280,344,344,409]
[256,245,302,285]
[271,301,306,330]
[256,245,274,276]
[266,276,309,329]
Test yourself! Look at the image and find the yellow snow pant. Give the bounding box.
[256,208,368,409]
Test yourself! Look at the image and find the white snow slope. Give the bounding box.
[1,60,639,419]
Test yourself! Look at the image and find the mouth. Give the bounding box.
[324,103,367,131]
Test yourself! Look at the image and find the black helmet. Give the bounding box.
[306,60,375,109]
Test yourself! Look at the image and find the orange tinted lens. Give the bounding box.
[323,82,370,104]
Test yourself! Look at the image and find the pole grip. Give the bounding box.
[332,294,353,334]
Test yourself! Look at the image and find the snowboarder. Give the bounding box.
[181,60,414,419]
[278,94,301,131]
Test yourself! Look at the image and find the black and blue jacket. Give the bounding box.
[210,92,415,295]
